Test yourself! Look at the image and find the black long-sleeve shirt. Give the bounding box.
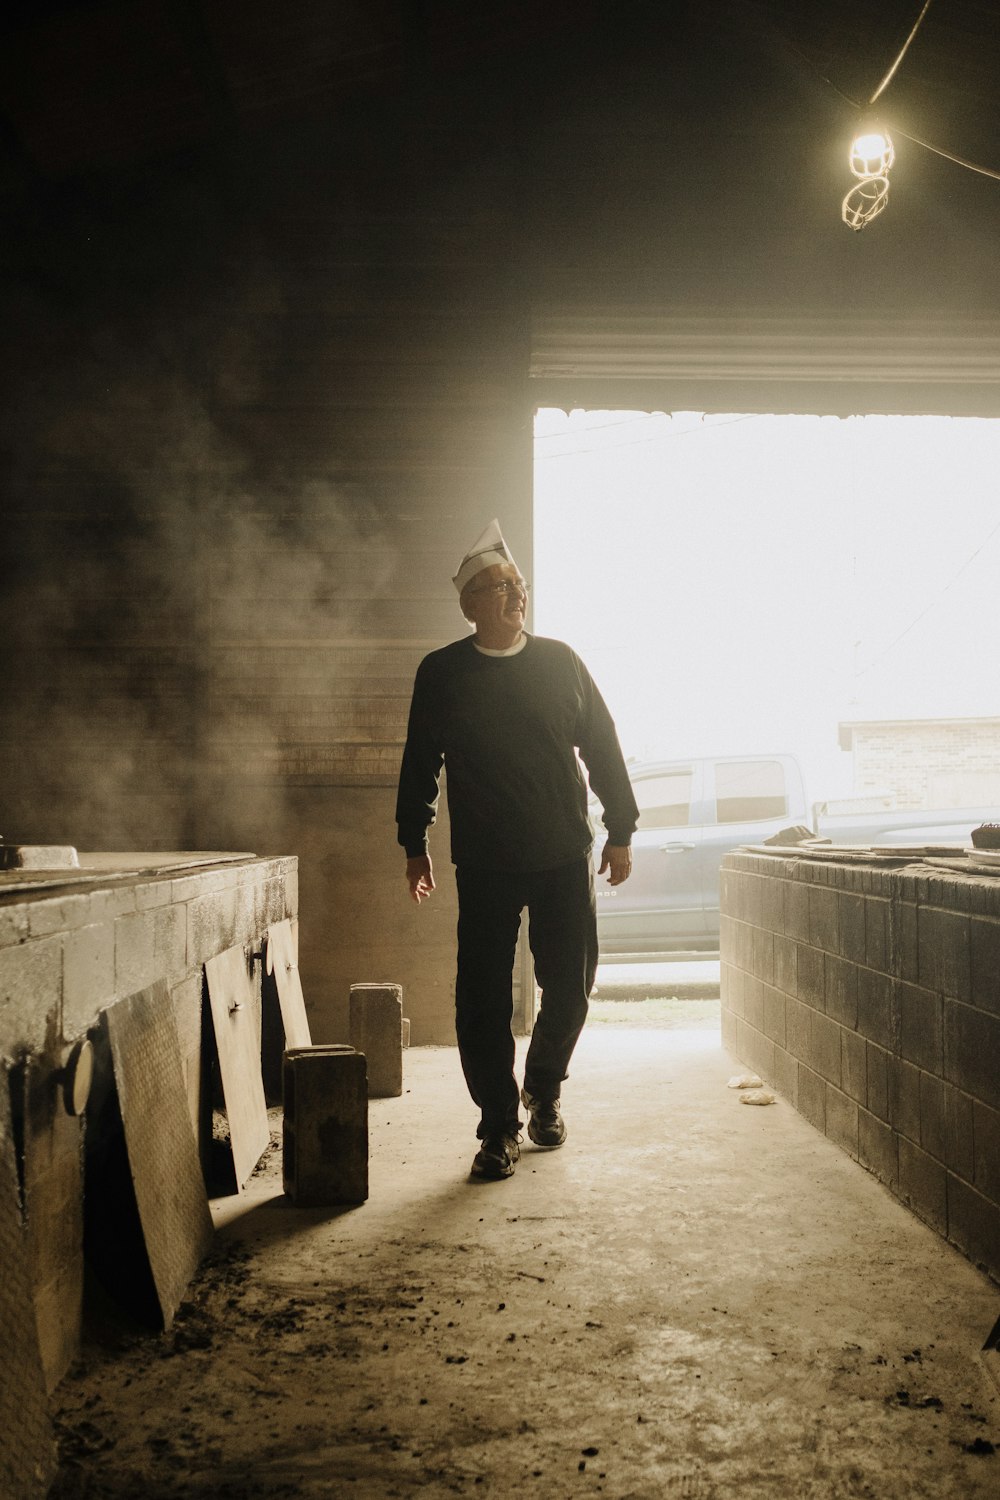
[395,634,639,872]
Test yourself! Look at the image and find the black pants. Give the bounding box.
[454,857,598,1139]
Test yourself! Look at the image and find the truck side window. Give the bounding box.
[715,760,788,824]
[636,771,693,828]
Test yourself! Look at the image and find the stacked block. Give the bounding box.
[348,983,404,1098]
[720,849,1000,1283]
[282,1046,368,1206]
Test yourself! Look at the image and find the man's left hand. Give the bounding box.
[599,842,632,885]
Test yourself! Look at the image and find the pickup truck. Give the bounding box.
[592,753,997,960]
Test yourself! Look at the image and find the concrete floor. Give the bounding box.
[53,1007,999,1498]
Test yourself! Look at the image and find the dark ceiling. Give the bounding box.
[0,1,997,184]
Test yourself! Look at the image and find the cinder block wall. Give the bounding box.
[0,855,296,1390]
[720,851,1000,1284]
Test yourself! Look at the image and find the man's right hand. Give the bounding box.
[406,854,435,903]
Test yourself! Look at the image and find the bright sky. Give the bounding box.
[533,409,1000,803]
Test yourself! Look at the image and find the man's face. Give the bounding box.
[463,562,527,638]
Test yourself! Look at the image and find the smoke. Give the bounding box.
[0,212,400,855]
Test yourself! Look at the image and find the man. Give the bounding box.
[396,519,638,1180]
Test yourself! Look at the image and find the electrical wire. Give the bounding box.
[779,17,1000,185]
[854,512,1000,677]
[888,124,1000,183]
[534,413,763,460]
[868,0,935,103]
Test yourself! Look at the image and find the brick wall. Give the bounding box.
[844,719,1000,807]
[0,854,296,1390]
[720,850,1000,1285]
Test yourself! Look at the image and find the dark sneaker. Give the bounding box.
[521,1088,567,1149]
[471,1134,520,1180]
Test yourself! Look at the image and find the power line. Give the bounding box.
[854,511,1000,677]
[780,14,1000,184]
[868,0,935,104]
[534,413,763,461]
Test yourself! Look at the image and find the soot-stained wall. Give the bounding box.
[3,5,1000,1043]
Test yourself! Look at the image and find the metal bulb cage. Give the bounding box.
[842,175,891,231]
[850,129,895,179]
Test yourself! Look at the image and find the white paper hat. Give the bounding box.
[452,518,519,594]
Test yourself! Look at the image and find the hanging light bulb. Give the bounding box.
[842,120,895,230]
[849,125,895,178]
[842,174,891,231]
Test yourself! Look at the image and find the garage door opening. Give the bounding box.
[534,407,1000,992]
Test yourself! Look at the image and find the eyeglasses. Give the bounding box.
[468,579,530,598]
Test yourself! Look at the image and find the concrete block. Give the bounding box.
[169,974,204,1063]
[402,1017,410,1048]
[265,873,295,925]
[282,1045,368,1206]
[896,901,919,984]
[825,956,858,1030]
[720,1003,738,1054]
[947,1175,1000,1283]
[972,1098,1000,1205]
[726,961,745,1018]
[808,886,839,954]
[62,922,115,1034]
[795,943,825,1011]
[134,880,173,912]
[762,984,785,1047]
[969,916,1000,1019]
[153,904,187,981]
[888,1058,921,1145]
[743,973,764,1031]
[943,1083,975,1182]
[825,1084,859,1157]
[114,911,157,999]
[784,881,810,943]
[743,873,763,929]
[866,1043,890,1122]
[234,879,259,950]
[841,1027,866,1105]
[752,926,774,984]
[186,887,239,968]
[736,1018,773,1081]
[918,907,971,1002]
[761,875,784,936]
[898,1138,947,1235]
[735,919,753,973]
[897,981,943,1075]
[774,934,796,996]
[918,1071,946,1163]
[859,1107,898,1188]
[719,870,735,921]
[785,995,809,1061]
[27,892,95,939]
[944,999,1000,1112]
[0,901,30,948]
[23,1076,84,1390]
[0,936,62,1051]
[809,1010,842,1086]
[865,897,888,971]
[349,983,403,1098]
[838,893,866,966]
[797,1064,826,1132]
[772,1045,797,1103]
[857,967,894,1048]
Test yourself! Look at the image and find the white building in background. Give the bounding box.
[838,717,1000,810]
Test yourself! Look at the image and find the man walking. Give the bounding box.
[396,520,638,1180]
